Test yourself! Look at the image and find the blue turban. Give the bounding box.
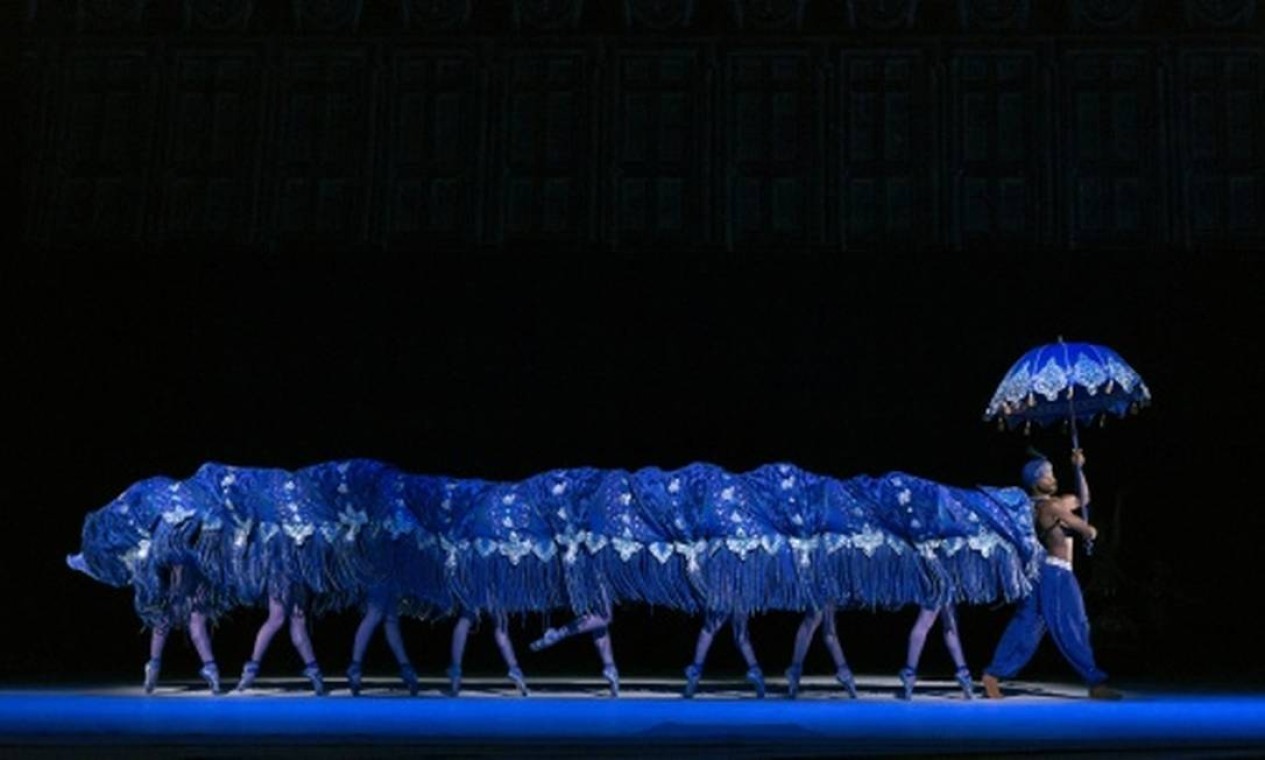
[1021,458,1050,489]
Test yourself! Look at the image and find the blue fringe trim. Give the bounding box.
[448,554,564,615]
[590,551,702,612]
[937,545,1033,606]
[382,543,454,615]
[559,554,611,616]
[695,548,814,615]
[812,545,939,611]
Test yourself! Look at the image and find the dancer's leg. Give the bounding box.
[819,606,847,669]
[731,614,759,669]
[530,612,611,651]
[493,612,529,695]
[451,611,474,670]
[235,598,285,691]
[350,602,385,667]
[188,612,215,664]
[940,604,968,669]
[692,611,727,667]
[188,612,222,694]
[288,605,317,665]
[1039,567,1110,689]
[819,607,858,696]
[149,626,168,663]
[346,601,383,695]
[592,628,616,669]
[383,610,410,666]
[939,604,976,699]
[381,608,419,695]
[448,610,476,695]
[983,594,1045,679]
[982,590,1046,698]
[492,612,520,670]
[905,607,939,672]
[576,612,611,635]
[586,610,619,697]
[683,611,727,698]
[786,609,823,698]
[790,609,823,670]
[898,607,940,700]
[144,627,168,693]
[288,605,326,695]
[732,614,765,698]
[248,597,287,664]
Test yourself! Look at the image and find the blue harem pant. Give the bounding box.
[984,558,1108,686]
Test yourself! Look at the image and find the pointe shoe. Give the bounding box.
[234,660,259,693]
[955,667,976,700]
[785,665,802,699]
[683,663,702,699]
[529,627,564,652]
[143,659,161,694]
[400,663,420,697]
[981,673,1003,700]
[302,663,327,696]
[346,662,363,696]
[897,667,915,700]
[836,667,858,699]
[508,666,529,696]
[746,666,766,699]
[1089,683,1123,701]
[602,665,620,698]
[447,664,462,697]
[199,662,223,695]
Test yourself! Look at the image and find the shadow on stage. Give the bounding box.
[4,674,1265,759]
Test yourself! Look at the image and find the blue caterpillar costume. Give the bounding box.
[71,460,1041,630]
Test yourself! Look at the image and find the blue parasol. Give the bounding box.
[985,339,1150,432]
[984,338,1151,554]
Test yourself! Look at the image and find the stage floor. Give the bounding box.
[4,674,1265,758]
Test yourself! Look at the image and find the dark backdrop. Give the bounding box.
[7,0,1265,688]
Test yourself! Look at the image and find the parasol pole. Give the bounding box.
[1060,337,1093,556]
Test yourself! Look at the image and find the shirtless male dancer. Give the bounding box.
[980,449,1121,700]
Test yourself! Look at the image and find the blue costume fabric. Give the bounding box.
[447,474,563,615]
[77,476,176,592]
[530,467,614,616]
[71,460,1040,626]
[812,474,921,610]
[863,473,1039,608]
[76,475,232,628]
[379,471,455,616]
[741,464,825,613]
[189,463,359,615]
[297,460,391,613]
[563,467,682,615]
[984,559,1109,686]
[620,466,709,613]
[692,464,792,615]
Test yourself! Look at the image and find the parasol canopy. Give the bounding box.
[984,339,1151,432]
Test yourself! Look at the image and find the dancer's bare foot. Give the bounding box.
[981,673,1002,699]
[1089,683,1122,700]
